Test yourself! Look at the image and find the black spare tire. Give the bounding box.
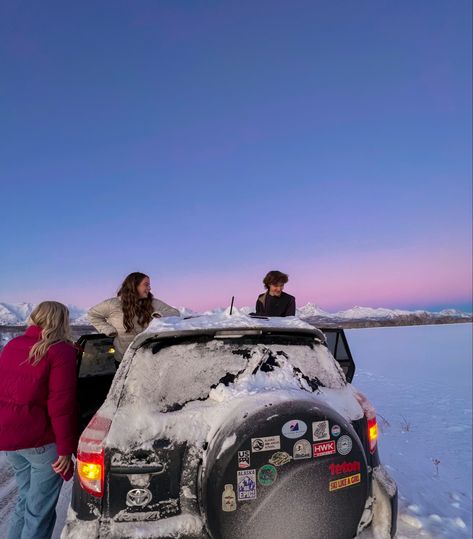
[201,399,369,539]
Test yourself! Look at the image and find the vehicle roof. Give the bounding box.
[132,310,325,349]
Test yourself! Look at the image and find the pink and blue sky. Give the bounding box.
[0,1,471,312]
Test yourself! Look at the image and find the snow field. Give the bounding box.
[348,324,472,538]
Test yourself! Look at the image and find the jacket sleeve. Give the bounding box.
[285,296,296,316]
[88,300,117,336]
[152,299,180,318]
[255,297,264,314]
[47,344,78,456]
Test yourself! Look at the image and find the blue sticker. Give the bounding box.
[331,424,341,437]
[237,469,257,500]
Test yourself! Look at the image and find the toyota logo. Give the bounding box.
[126,488,152,507]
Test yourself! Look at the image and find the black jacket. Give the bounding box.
[255,292,296,317]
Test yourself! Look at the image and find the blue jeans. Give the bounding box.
[5,443,63,539]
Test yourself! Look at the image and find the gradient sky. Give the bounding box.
[1,1,471,312]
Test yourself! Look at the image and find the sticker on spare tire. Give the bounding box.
[258,464,277,486]
[237,470,257,501]
[313,440,336,457]
[238,450,250,469]
[281,419,308,439]
[336,435,353,456]
[312,420,330,442]
[293,439,312,459]
[268,451,292,467]
[329,473,361,492]
[251,436,280,452]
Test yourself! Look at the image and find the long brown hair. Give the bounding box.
[27,301,73,365]
[117,272,154,333]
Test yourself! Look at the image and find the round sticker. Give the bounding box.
[282,419,308,439]
[331,424,341,437]
[337,435,353,456]
[258,464,278,486]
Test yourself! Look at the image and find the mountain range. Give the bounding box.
[0,302,471,328]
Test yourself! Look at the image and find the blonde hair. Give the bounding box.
[27,301,73,365]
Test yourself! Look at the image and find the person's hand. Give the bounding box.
[52,455,71,475]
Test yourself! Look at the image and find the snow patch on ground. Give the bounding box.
[348,324,472,538]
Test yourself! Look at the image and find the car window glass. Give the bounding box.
[123,340,248,410]
[266,344,346,388]
[324,331,337,356]
[79,337,116,377]
[122,339,345,410]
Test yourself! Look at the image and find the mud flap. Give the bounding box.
[370,465,398,538]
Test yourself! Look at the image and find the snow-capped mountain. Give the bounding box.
[0,303,89,326]
[296,303,332,318]
[333,306,415,319]
[0,301,471,328]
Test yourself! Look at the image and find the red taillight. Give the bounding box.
[77,414,111,497]
[353,389,378,454]
[367,416,378,454]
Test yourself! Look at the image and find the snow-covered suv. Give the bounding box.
[63,312,397,539]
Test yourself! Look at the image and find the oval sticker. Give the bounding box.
[282,419,308,439]
[337,435,353,456]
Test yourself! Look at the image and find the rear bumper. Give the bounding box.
[61,512,206,539]
[60,507,100,538]
[63,467,398,539]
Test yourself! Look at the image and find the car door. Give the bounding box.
[76,334,117,432]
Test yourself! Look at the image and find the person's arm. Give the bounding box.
[47,344,78,457]
[285,296,296,316]
[255,297,264,314]
[88,300,117,336]
[152,299,180,318]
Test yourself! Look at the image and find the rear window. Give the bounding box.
[121,338,346,411]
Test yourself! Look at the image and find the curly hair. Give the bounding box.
[263,270,289,290]
[117,272,154,333]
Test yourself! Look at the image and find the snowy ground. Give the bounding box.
[347,323,472,539]
[1,323,471,538]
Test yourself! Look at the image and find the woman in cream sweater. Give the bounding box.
[88,272,179,362]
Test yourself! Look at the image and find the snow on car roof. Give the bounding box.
[133,308,321,348]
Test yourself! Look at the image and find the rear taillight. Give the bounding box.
[77,414,111,497]
[354,389,378,454]
[367,416,378,453]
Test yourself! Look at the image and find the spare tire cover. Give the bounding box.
[201,399,368,539]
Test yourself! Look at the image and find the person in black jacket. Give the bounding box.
[255,270,296,316]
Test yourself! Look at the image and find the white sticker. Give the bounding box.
[222,484,237,511]
[282,420,308,439]
[312,420,330,442]
[293,439,312,460]
[337,435,353,456]
[237,469,257,501]
[251,436,281,453]
[238,450,250,469]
